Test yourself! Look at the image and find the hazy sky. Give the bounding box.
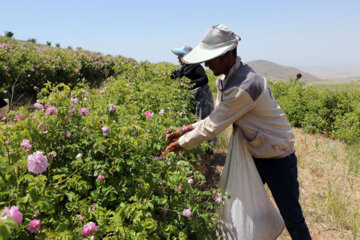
[1,0,360,72]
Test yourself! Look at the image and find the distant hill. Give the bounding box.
[246,60,325,82]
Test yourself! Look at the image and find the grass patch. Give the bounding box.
[346,142,360,176]
[312,81,360,91]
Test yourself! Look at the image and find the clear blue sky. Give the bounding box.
[1,0,360,72]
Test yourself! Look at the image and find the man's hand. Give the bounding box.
[165,141,184,153]
[166,125,194,142]
[166,127,182,142]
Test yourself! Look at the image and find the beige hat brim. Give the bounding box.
[182,42,236,64]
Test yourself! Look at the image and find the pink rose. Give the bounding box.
[27,151,48,174]
[34,100,45,110]
[97,175,105,181]
[4,206,23,225]
[79,107,89,116]
[177,184,183,193]
[76,153,83,159]
[182,208,192,218]
[27,219,41,233]
[100,89,105,94]
[78,214,84,222]
[145,111,153,119]
[215,197,223,204]
[70,97,78,104]
[187,179,194,184]
[45,106,58,115]
[81,222,98,237]
[88,204,96,213]
[108,104,116,113]
[65,130,72,138]
[182,125,188,132]
[163,205,168,214]
[20,139,32,152]
[102,126,110,135]
[159,109,164,116]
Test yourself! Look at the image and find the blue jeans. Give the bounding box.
[253,153,312,240]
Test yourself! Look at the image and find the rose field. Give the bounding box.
[1,37,360,239]
[0,37,223,239]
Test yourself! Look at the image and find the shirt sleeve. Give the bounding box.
[178,87,256,150]
[191,120,203,129]
[171,68,183,79]
[186,65,209,88]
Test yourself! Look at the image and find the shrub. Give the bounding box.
[0,62,222,239]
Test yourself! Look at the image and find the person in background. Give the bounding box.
[0,97,9,121]
[293,73,302,85]
[170,46,214,122]
[0,97,7,109]
[165,24,312,240]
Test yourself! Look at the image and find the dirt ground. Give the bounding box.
[200,128,359,240]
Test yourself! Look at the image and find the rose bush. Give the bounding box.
[0,36,136,108]
[270,80,360,144]
[0,61,223,239]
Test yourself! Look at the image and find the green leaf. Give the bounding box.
[0,224,11,240]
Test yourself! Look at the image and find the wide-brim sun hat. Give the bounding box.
[171,46,192,56]
[183,24,240,64]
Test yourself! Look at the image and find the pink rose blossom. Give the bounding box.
[21,139,32,152]
[15,114,28,121]
[97,175,105,181]
[4,206,23,225]
[45,106,58,115]
[81,222,98,237]
[163,205,168,214]
[65,130,72,138]
[27,151,48,174]
[76,153,83,159]
[90,236,95,240]
[27,219,41,233]
[182,125,188,132]
[177,184,183,193]
[108,104,116,113]
[145,111,153,119]
[100,89,105,94]
[182,208,192,218]
[187,179,194,184]
[82,90,89,95]
[215,197,223,204]
[78,214,84,222]
[126,83,131,87]
[88,204,96,213]
[65,130,71,138]
[51,151,57,157]
[70,97,78,104]
[159,109,164,115]
[102,126,110,135]
[34,100,45,110]
[2,140,9,146]
[79,107,89,115]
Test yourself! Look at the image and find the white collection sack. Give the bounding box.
[217,127,285,240]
